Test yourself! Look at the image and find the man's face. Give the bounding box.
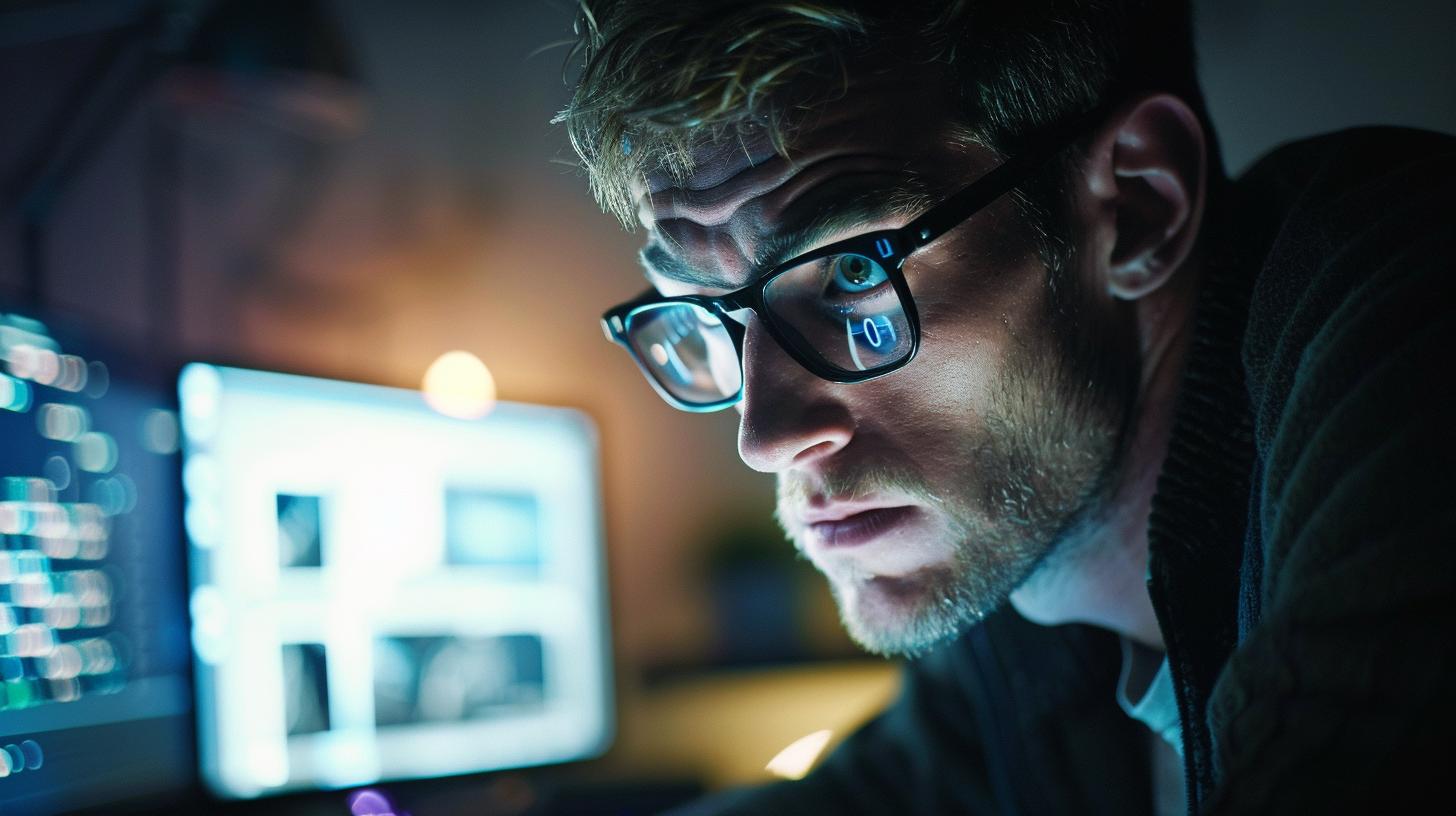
[636,79,1135,656]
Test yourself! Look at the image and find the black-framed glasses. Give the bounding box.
[601,109,1101,412]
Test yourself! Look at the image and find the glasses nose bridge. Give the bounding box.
[710,297,751,364]
[704,290,758,354]
[712,287,760,319]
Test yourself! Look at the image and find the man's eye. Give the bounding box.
[827,254,888,295]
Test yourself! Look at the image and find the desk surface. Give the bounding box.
[602,659,902,790]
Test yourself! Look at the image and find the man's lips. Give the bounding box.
[806,506,918,548]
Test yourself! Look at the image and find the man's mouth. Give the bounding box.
[807,506,918,548]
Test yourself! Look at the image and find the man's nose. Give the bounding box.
[736,318,854,473]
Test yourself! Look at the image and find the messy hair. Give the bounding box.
[554,0,1213,232]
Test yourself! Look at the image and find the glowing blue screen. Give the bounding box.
[179,364,611,798]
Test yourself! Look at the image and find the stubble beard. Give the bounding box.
[777,296,1136,658]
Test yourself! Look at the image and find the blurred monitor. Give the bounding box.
[178,364,612,799]
[0,310,193,815]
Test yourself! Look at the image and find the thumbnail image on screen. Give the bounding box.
[277,495,325,569]
[282,643,331,736]
[373,633,545,727]
[444,490,541,573]
[180,364,611,798]
[0,311,193,815]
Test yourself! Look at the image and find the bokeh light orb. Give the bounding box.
[422,351,496,420]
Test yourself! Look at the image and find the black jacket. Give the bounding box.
[671,127,1456,815]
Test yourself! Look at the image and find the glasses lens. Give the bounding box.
[763,252,912,374]
[624,302,742,407]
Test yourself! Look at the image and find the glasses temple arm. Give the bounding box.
[902,106,1105,251]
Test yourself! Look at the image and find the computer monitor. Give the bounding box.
[0,310,194,815]
[178,364,613,799]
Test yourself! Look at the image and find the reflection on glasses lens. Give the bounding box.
[763,252,912,373]
[625,302,741,407]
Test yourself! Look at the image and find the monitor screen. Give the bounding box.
[178,364,612,799]
[0,310,194,815]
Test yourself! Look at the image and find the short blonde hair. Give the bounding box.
[554,0,1208,230]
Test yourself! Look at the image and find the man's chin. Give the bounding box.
[833,570,978,658]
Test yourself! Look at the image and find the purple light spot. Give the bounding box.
[348,789,396,816]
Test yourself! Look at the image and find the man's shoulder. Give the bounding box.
[1232,126,1456,455]
[1234,125,1456,221]
[1225,122,1456,600]
[1203,127,1456,814]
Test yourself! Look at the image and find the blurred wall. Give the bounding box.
[2,0,1453,691]
[1195,0,1456,174]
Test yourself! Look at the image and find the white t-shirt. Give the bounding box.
[1117,638,1186,816]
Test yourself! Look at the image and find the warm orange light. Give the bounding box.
[422,350,496,419]
[764,729,834,780]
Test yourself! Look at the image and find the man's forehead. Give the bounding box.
[634,71,963,293]
[639,128,781,197]
[633,128,801,292]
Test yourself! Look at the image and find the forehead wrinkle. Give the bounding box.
[643,125,781,196]
[641,151,900,228]
[642,154,801,229]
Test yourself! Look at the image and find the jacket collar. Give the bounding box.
[1144,193,1259,809]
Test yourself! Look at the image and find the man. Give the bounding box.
[555,2,1455,813]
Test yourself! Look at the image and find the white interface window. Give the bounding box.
[178,365,611,798]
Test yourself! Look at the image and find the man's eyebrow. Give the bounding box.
[639,241,740,290]
[754,178,935,270]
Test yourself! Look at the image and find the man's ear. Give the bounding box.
[1079,93,1207,300]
